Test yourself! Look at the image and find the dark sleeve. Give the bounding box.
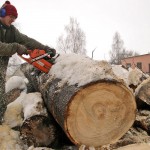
[0,41,19,56]
[14,27,46,50]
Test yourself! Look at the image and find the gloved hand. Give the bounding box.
[44,46,56,57]
[16,44,28,55]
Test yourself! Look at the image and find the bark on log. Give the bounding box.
[5,88,21,105]
[42,79,136,147]
[20,115,56,147]
[19,92,57,147]
[20,54,137,148]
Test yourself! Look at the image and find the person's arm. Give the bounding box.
[0,41,27,56]
[14,27,56,56]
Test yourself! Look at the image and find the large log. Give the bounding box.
[21,54,136,148]
[42,79,136,148]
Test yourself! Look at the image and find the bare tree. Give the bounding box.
[109,32,138,65]
[56,17,86,55]
[121,49,139,59]
[109,32,124,65]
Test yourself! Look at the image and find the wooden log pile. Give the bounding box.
[20,54,136,149]
[5,53,150,149]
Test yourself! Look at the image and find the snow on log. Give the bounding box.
[127,68,149,92]
[3,86,57,147]
[3,92,25,128]
[135,77,150,106]
[5,76,29,93]
[111,65,129,85]
[21,53,137,147]
[111,66,149,92]
[4,76,29,105]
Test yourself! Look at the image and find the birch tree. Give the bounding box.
[109,32,138,65]
[57,17,86,55]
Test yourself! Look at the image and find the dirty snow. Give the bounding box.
[135,76,150,96]
[3,92,25,128]
[128,67,148,86]
[111,65,129,84]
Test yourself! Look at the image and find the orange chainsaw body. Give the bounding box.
[19,49,53,73]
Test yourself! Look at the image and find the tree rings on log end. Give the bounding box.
[20,115,56,147]
[65,81,136,147]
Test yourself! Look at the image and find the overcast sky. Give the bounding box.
[3,0,150,60]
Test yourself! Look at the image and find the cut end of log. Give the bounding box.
[65,81,136,147]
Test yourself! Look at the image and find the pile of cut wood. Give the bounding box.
[3,54,150,150]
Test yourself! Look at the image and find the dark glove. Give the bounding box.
[44,46,56,57]
[16,44,28,55]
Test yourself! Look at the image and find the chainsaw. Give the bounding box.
[19,49,57,73]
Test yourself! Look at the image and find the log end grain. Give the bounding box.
[65,81,136,147]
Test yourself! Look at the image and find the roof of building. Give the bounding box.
[122,53,150,60]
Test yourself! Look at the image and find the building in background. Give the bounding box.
[121,53,150,74]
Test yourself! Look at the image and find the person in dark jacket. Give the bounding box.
[0,1,56,124]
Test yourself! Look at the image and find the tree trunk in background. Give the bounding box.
[21,61,137,148]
